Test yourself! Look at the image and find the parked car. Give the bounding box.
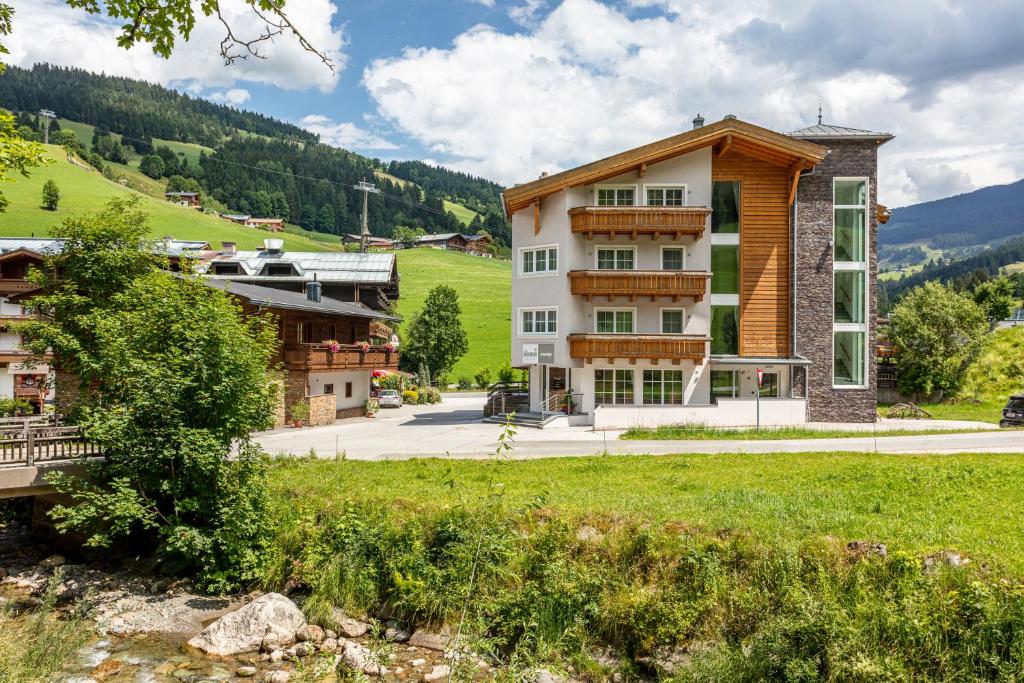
[1000,394,1024,428]
[378,389,403,408]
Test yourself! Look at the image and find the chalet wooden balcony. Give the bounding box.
[568,270,710,302]
[569,334,709,364]
[284,343,399,372]
[0,279,39,296]
[569,206,711,240]
[14,386,45,399]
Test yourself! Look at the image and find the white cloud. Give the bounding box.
[207,88,252,106]
[363,0,1024,206]
[468,0,496,6]
[8,0,346,93]
[508,0,546,27]
[299,115,398,150]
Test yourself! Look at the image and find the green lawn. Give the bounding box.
[273,450,1024,573]
[443,199,478,226]
[620,424,994,440]
[392,248,510,380]
[57,118,214,169]
[0,145,338,252]
[878,398,1007,424]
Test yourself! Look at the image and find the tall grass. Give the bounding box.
[265,490,1024,680]
[0,576,92,682]
[619,423,988,440]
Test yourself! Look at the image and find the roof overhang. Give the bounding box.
[501,118,829,217]
[0,248,48,263]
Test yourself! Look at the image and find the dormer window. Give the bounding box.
[264,263,296,277]
[212,263,242,275]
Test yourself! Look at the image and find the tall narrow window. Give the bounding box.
[710,306,739,355]
[833,178,869,387]
[711,181,740,234]
[711,245,739,295]
[711,181,741,356]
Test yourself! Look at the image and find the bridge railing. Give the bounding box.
[0,424,103,467]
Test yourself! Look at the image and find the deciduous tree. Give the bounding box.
[41,179,59,210]
[402,285,468,378]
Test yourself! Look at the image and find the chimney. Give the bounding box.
[306,274,322,302]
[692,113,704,129]
[221,241,237,255]
[723,114,737,120]
[263,238,284,254]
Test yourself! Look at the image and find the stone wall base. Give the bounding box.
[308,393,337,426]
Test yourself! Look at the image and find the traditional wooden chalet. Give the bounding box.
[503,114,892,428]
[416,233,468,251]
[197,239,400,310]
[204,279,400,425]
[463,233,494,257]
[165,191,201,208]
[220,214,285,232]
[342,234,397,249]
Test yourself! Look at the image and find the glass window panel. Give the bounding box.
[711,245,739,295]
[712,181,740,234]
[759,372,779,398]
[597,248,633,270]
[597,189,614,206]
[618,189,634,206]
[834,331,866,386]
[595,369,614,405]
[523,250,534,273]
[662,248,684,271]
[615,369,634,404]
[597,250,616,270]
[615,311,633,333]
[710,370,737,400]
[834,208,866,262]
[522,310,534,334]
[662,310,684,334]
[835,180,867,206]
[647,187,684,206]
[664,370,683,404]
[596,311,615,333]
[643,369,661,405]
[711,305,739,355]
[547,248,557,272]
[535,249,547,272]
[619,249,634,270]
[834,270,866,324]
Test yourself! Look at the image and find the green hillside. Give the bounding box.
[0,145,338,252]
[392,249,510,380]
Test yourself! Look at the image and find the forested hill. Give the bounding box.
[880,179,1024,250]
[881,235,1024,300]
[0,64,511,243]
[0,64,315,147]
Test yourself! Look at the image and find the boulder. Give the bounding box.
[320,637,338,653]
[186,593,306,657]
[295,624,325,644]
[235,667,257,678]
[331,609,369,638]
[409,629,451,651]
[39,555,66,569]
[264,672,290,683]
[338,639,389,676]
[384,621,410,643]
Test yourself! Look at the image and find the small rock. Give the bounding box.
[924,550,968,571]
[535,669,564,683]
[410,658,426,667]
[384,624,411,643]
[39,554,65,568]
[149,578,172,594]
[339,639,389,676]
[289,642,314,657]
[264,672,290,683]
[423,665,451,682]
[846,541,887,558]
[576,526,602,543]
[236,667,257,678]
[324,629,338,640]
[320,638,338,653]
[331,610,369,638]
[409,629,451,651]
[394,667,404,675]
[295,624,325,644]
[269,650,285,663]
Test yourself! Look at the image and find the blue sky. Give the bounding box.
[11,0,1024,206]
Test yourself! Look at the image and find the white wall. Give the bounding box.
[307,370,371,410]
[593,398,807,429]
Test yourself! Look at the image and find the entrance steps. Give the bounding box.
[483,412,564,429]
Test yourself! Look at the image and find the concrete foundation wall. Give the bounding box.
[593,398,807,430]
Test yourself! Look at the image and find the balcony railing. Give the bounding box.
[284,343,399,371]
[568,334,709,363]
[569,206,711,239]
[568,270,710,301]
[0,279,40,296]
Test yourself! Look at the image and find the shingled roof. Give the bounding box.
[786,123,894,142]
[202,278,400,321]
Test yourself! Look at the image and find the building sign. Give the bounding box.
[538,343,555,364]
[522,343,539,365]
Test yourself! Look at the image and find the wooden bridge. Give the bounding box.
[0,417,101,498]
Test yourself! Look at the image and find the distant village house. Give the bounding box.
[221,214,285,232]
[165,191,201,208]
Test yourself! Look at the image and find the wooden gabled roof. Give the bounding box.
[501,117,829,216]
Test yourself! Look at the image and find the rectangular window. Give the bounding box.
[833,178,869,387]
[297,322,311,345]
[595,369,634,405]
[345,382,353,398]
[710,305,739,355]
[661,248,685,271]
[661,309,685,334]
[324,383,334,395]
[597,247,635,270]
[711,181,740,234]
[596,186,635,206]
[758,372,779,398]
[834,270,866,324]
[710,370,738,400]
[521,308,557,335]
[711,245,739,295]
[834,331,866,386]
[520,246,558,275]
[646,186,685,206]
[643,370,684,405]
[596,309,634,334]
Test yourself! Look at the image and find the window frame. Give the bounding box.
[642,369,684,405]
[594,368,635,405]
[710,369,739,400]
[831,177,870,389]
[594,183,638,206]
[518,306,558,337]
[594,307,637,334]
[518,243,559,278]
[758,372,779,398]
[643,183,687,207]
[595,246,637,270]
[659,245,687,271]
[660,308,686,334]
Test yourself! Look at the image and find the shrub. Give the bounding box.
[457,376,473,390]
[0,397,32,416]
[961,326,1024,400]
[402,390,419,405]
[422,387,441,404]
[474,367,492,389]
[378,372,405,391]
[497,363,516,385]
[289,401,310,423]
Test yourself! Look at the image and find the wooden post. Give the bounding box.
[25,426,34,467]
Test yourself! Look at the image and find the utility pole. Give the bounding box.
[38,109,56,145]
[353,181,379,253]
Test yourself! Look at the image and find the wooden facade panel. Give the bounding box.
[712,150,791,358]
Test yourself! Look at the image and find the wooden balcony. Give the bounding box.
[569,206,711,240]
[0,279,40,296]
[284,343,399,372]
[569,334,709,364]
[568,270,710,302]
[14,386,45,399]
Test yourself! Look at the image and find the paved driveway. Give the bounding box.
[254,394,1021,460]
